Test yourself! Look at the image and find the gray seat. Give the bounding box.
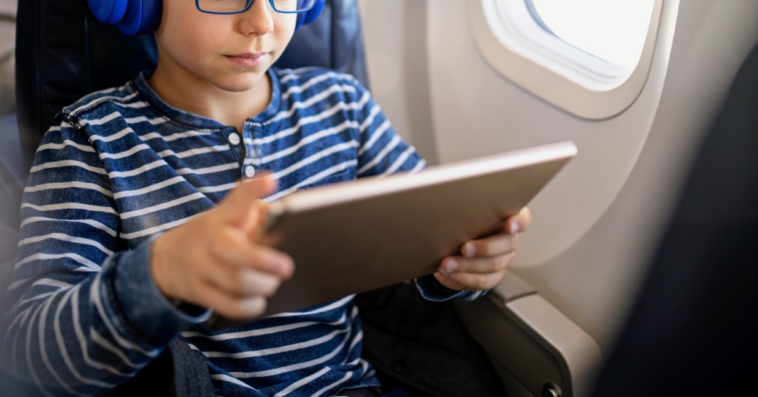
[0,113,21,309]
[0,113,24,396]
[0,0,19,282]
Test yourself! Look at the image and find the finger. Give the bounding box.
[434,272,466,291]
[439,252,515,275]
[208,226,294,278]
[505,207,532,234]
[192,280,268,319]
[438,269,507,291]
[217,174,278,229]
[246,199,270,241]
[203,262,282,297]
[461,233,519,258]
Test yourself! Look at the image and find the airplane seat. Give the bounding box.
[0,113,21,309]
[0,0,18,315]
[1,0,374,395]
[590,40,758,397]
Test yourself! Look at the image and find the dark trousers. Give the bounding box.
[2,283,505,397]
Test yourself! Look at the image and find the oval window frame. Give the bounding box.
[469,0,665,120]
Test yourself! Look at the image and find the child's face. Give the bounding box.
[156,0,297,92]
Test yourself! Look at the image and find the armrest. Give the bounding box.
[456,271,602,397]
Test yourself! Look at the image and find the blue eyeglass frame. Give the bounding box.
[195,0,317,15]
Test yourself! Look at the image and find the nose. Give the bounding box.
[238,0,275,36]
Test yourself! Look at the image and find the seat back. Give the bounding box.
[591,42,758,397]
[0,114,21,308]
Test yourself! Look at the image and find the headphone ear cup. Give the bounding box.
[295,12,306,31]
[116,0,163,36]
[88,0,129,24]
[295,0,325,31]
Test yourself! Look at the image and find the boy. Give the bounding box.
[2,0,531,396]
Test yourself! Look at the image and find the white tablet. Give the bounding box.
[209,142,577,327]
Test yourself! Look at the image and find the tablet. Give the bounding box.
[209,141,577,326]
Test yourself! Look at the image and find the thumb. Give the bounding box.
[217,174,278,231]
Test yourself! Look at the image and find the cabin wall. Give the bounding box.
[357,0,439,164]
[521,1,758,346]
[359,0,758,348]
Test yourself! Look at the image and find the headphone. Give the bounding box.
[87,0,326,36]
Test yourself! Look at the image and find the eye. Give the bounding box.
[272,0,315,12]
[197,0,248,13]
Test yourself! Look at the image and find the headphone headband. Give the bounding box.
[88,0,325,36]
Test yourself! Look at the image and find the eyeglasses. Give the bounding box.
[196,0,317,15]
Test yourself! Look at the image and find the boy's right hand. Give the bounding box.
[150,175,294,320]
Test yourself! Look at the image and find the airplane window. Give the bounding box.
[527,0,656,69]
[470,0,669,119]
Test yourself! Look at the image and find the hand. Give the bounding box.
[151,175,294,320]
[434,207,532,291]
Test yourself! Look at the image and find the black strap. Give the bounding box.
[96,339,213,397]
[168,339,215,397]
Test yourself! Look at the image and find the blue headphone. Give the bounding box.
[87,0,325,36]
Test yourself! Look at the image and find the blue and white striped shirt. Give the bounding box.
[1,67,482,397]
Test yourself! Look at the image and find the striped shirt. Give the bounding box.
[1,67,483,397]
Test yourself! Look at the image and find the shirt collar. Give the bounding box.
[132,68,282,130]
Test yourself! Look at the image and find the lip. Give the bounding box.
[224,52,269,68]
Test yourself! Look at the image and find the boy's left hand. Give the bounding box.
[434,207,532,291]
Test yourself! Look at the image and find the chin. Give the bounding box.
[213,72,266,93]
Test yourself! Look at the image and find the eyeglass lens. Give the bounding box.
[197,0,316,14]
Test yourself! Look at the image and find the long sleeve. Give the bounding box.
[351,82,483,302]
[0,119,208,396]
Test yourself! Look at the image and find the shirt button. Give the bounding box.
[228,132,241,146]
[244,165,256,178]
